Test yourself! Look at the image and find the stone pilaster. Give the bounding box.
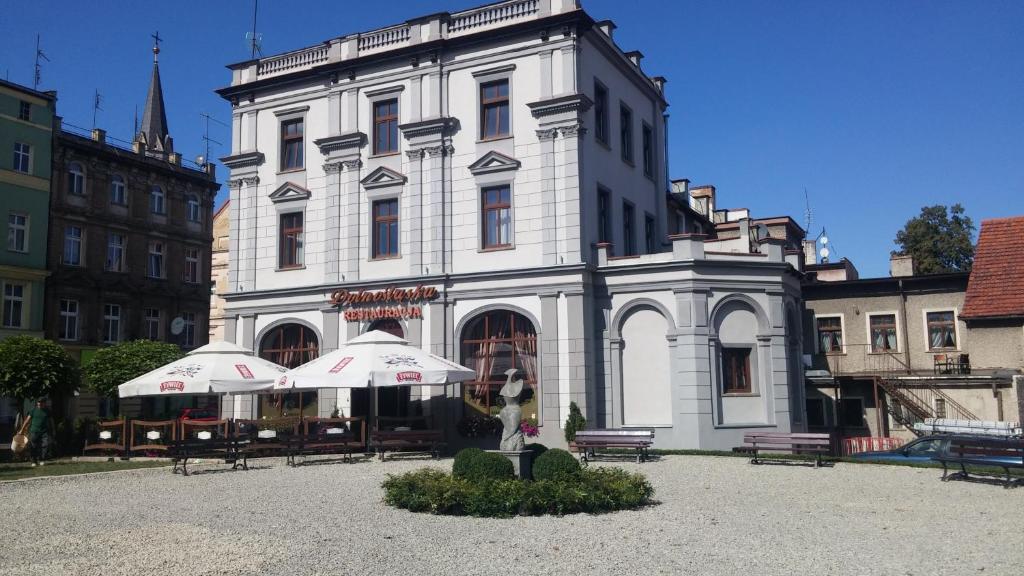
[406,149,425,275]
[323,161,344,284]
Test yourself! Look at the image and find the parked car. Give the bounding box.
[179,408,219,421]
[850,435,1019,465]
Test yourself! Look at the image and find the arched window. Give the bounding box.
[460,309,537,417]
[110,174,126,205]
[368,318,404,338]
[150,186,165,214]
[186,194,201,222]
[68,162,85,195]
[259,323,319,417]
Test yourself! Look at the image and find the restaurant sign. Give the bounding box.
[329,285,439,322]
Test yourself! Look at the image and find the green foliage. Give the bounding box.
[382,466,654,518]
[524,443,548,458]
[894,204,975,274]
[0,336,79,403]
[455,414,502,438]
[564,401,587,443]
[452,448,514,482]
[82,340,184,398]
[533,448,582,482]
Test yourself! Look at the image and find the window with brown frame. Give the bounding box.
[816,316,843,353]
[258,323,320,418]
[721,347,752,394]
[280,118,304,171]
[372,199,399,258]
[279,212,304,269]
[870,314,897,352]
[926,311,957,349]
[373,99,399,155]
[480,79,510,139]
[481,185,512,249]
[461,310,537,417]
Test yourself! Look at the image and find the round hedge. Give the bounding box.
[524,443,548,458]
[532,448,581,482]
[452,448,514,482]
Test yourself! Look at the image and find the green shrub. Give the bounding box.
[452,448,515,482]
[382,465,654,517]
[564,401,586,443]
[524,443,548,458]
[533,448,581,482]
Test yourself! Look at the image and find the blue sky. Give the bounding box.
[2,1,1021,276]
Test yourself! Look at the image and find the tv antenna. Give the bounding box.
[803,188,813,237]
[33,34,49,90]
[247,0,263,58]
[92,90,103,129]
[196,112,228,168]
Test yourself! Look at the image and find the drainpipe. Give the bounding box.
[898,279,911,373]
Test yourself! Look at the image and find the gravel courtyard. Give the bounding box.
[0,455,1019,576]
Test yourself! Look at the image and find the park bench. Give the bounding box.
[370,429,444,460]
[571,429,655,465]
[932,435,1024,488]
[733,432,832,468]
[282,417,367,466]
[233,418,299,458]
[168,436,248,476]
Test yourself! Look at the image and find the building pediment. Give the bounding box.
[361,166,407,189]
[269,182,312,203]
[468,150,521,175]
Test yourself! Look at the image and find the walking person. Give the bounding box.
[26,398,55,467]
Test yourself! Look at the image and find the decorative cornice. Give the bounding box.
[399,117,457,140]
[423,144,454,158]
[314,131,366,155]
[536,128,559,141]
[219,151,265,170]
[241,175,260,186]
[468,150,521,175]
[361,165,407,189]
[227,179,243,190]
[527,93,593,119]
[273,105,310,117]
[341,159,363,170]
[471,63,517,78]
[323,161,344,174]
[560,124,586,138]
[269,181,311,202]
[405,149,425,160]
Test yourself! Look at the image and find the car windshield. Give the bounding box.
[904,439,942,455]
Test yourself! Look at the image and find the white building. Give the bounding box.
[216,0,807,449]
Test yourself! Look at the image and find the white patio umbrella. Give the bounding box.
[276,330,476,390]
[118,340,287,398]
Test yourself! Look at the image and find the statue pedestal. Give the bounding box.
[487,449,533,480]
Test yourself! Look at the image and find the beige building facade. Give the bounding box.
[208,200,230,341]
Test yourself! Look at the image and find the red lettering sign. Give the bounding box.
[329,357,354,374]
[396,371,422,383]
[159,381,185,392]
[329,285,438,308]
[234,364,254,379]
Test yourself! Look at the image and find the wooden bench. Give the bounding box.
[932,435,1024,488]
[233,418,300,458]
[733,432,832,468]
[282,417,367,466]
[571,429,654,465]
[370,429,444,460]
[168,437,248,476]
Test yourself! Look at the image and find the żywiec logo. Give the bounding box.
[277,376,288,388]
[159,381,185,392]
[329,357,354,374]
[235,364,254,379]
[396,371,422,383]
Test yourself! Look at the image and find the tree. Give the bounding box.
[0,336,79,408]
[563,401,587,443]
[82,340,184,398]
[894,204,975,274]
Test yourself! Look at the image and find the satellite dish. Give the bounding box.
[819,247,830,262]
[170,316,186,336]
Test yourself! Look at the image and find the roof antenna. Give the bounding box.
[92,90,103,129]
[246,0,263,58]
[804,187,813,236]
[197,112,228,168]
[34,34,49,90]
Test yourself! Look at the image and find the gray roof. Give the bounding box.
[139,62,171,153]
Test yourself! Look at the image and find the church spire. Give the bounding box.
[136,31,173,157]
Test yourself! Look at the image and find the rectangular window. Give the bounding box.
[620,104,633,163]
[147,241,164,278]
[63,226,82,266]
[598,188,611,245]
[722,348,752,394]
[150,187,165,214]
[280,118,304,171]
[144,308,161,341]
[481,185,512,249]
[372,199,399,258]
[926,311,957,349]
[594,81,608,144]
[184,247,200,284]
[103,303,121,344]
[59,299,79,341]
[18,101,31,121]
[183,312,196,347]
[806,398,827,427]
[934,397,947,419]
[373,99,399,155]
[816,316,844,353]
[279,212,304,268]
[106,233,125,272]
[110,176,127,205]
[642,123,653,177]
[7,213,27,252]
[13,142,31,173]
[622,202,635,256]
[186,196,202,222]
[480,79,510,139]
[644,214,655,254]
[2,283,24,328]
[869,314,898,353]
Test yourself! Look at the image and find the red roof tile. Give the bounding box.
[961,216,1024,319]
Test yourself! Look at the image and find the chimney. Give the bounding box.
[624,50,643,67]
[690,185,716,216]
[670,178,689,194]
[91,128,106,143]
[890,253,914,277]
[595,20,616,39]
[803,239,817,267]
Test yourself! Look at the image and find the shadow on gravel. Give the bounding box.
[940,473,1024,489]
[288,456,376,467]
[747,459,836,469]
